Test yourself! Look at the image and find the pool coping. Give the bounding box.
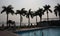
[15,26,60,32]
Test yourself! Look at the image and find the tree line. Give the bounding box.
[1,3,60,27]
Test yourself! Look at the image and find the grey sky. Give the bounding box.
[0,0,60,23]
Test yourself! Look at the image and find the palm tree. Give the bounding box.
[34,11,38,24]
[54,4,60,19]
[43,5,52,21]
[8,20,16,30]
[15,10,22,27]
[8,20,12,27]
[26,9,33,26]
[34,8,44,24]
[15,8,27,27]
[12,21,16,31]
[37,8,44,22]
[1,5,14,27]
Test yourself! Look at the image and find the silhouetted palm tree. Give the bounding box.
[8,20,12,27]
[54,4,60,19]
[11,21,15,25]
[34,11,38,24]
[15,10,22,27]
[37,8,44,22]
[43,5,52,21]
[26,9,33,26]
[15,8,27,27]
[34,8,44,24]
[12,21,16,31]
[1,5,14,27]
[8,20,15,30]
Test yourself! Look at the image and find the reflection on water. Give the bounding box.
[16,27,60,36]
[34,32,36,36]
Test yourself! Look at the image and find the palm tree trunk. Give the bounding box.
[28,16,30,26]
[20,15,21,27]
[47,10,49,21]
[47,10,49,26]
[36,16,37,24]
[59,13,60,20]
[7,14,8,27]
[40,17,42,22]
[9,23,10,27]
[59,16,60,20]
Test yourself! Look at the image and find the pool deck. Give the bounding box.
[0,30,19,36]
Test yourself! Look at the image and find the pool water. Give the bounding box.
[16,27,60,36]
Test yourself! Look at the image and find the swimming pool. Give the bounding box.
[16,27,60,36]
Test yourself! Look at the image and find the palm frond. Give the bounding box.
[21,8,25,11]
[43,5,50,10]
[15,10,22,15]
[43,5,47,9]
[2,6,6,9]
[43,9,46,12]
[26,14,29,18]
[49,9,52,13]
[1,6,7,14]
[22,10,27,16]
[48,5,50,8]
[7,5,13,9]
[10,10,14,15]
[1,9,6,14]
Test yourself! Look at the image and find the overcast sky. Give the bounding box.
[0,0,60,23]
